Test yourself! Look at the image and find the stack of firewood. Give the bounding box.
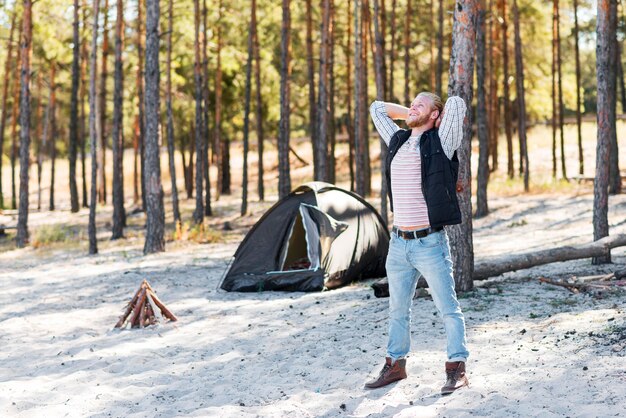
[539,269,626,294]
[115,279,178,329]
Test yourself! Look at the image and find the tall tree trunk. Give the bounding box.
[165,0,180,226]
[430,0,436,91]
[80,0,89,208]
[98,0,110,204]
[69,0,81,212]
[88,0,101,255]
[0,10,16,209]
[306,0,317,167]
[192,0,205,224]
[327,0,336,183]
[551,0,557,178]
[475,5,489,218]
[403,0,412,104]
[136,0,146,211]
[49,85,57,211]
[512,0,528,191]
[40,65,56,211]
[202,0,212,216]
[488,0,499,172]
[215,0,226,198]
[253,0,264,201]
[608,0,620,194]
[593,0,615,264]
[278,0,292,198]
[573,0,583,176]
[447,0,478,292]
[241,0,255,216]
[555,0,567,180]
[315,0,331,182]
[435,0,444,97]
[372,0,387,225]
[10,18,23,211]
[346,0,355,191]
[354,0,365,196]
[35,70,43,211]
[16,0,33,248]
[361,0,371,195]
[143,0,165,254]
[500,0,513,179]
[388,0,396,101]
[111,0,126,239]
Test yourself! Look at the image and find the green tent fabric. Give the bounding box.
[220,182,389,292]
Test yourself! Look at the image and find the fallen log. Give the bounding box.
[473,234,626,280]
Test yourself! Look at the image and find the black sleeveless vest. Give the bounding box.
[384,128,462,228]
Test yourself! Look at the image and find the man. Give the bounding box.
[365,92,469,395]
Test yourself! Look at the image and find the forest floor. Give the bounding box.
[1,121,626,417]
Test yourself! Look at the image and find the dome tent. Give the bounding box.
[220,182,389,292]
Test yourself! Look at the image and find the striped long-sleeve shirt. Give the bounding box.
[369,97,466,228]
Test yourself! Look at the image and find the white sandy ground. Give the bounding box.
[0,191,625,418]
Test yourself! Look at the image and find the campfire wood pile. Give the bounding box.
[115,280,178,329]
[539,269,626,294]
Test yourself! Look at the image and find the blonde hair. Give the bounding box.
[417,92,444,115]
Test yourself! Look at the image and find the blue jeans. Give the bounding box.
[386,229,469,362]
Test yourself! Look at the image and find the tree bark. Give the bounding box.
[555,0,566,181]
[306,0,317,169]
[0,10,16,210]
[593,0,615,265]
[35,71,43,211]
[202,0,212,216]
[361,0,371,196]
[435,0,444,97]
[346,0,355,191]
[69,0,81,213]
[136,0,146,211]
[327,0,336,183]
[111,0,126,239]
[372,0,387,225]
[165,0,180,226]
[500,0,513,179]
[573,0,583,176]
[474,234,626,280]
[242,0,255,216]
[354,0,364,196]
[98,0,110,204]
[143,0,165,254]
[512,0,528,191]
[488,0,499,173]
[49,87,58,211]
[551,0,557,178]
[388,0,396,101]
[253,1,264,201]
[447,0,478,292]
[80,0,89,208]
[315,0,331,182]
[278,0,292,198]
[44,64,57,211]
[10,18,23,211]
[403,0,412,105]
[192,0,205,224]
[475,5,489,218]
[16,0,33,248]
[608,1,621,195]
[88,0,100,255]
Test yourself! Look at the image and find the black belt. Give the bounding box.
[392,226,443,240]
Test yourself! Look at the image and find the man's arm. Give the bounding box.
[438,96,467,159]
[369,101,407,146]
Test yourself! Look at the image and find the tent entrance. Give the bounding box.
[279,205,321,272]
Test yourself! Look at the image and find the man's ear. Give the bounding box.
[431,110,440,120]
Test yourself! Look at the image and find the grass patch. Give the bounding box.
[548,298,579,308]
[170,221,224,244]
[31,224,82,248]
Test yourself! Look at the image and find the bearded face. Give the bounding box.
[406,95,438,128]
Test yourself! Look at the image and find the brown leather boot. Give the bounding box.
[364,357,407,389]
[441,361,469,395]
